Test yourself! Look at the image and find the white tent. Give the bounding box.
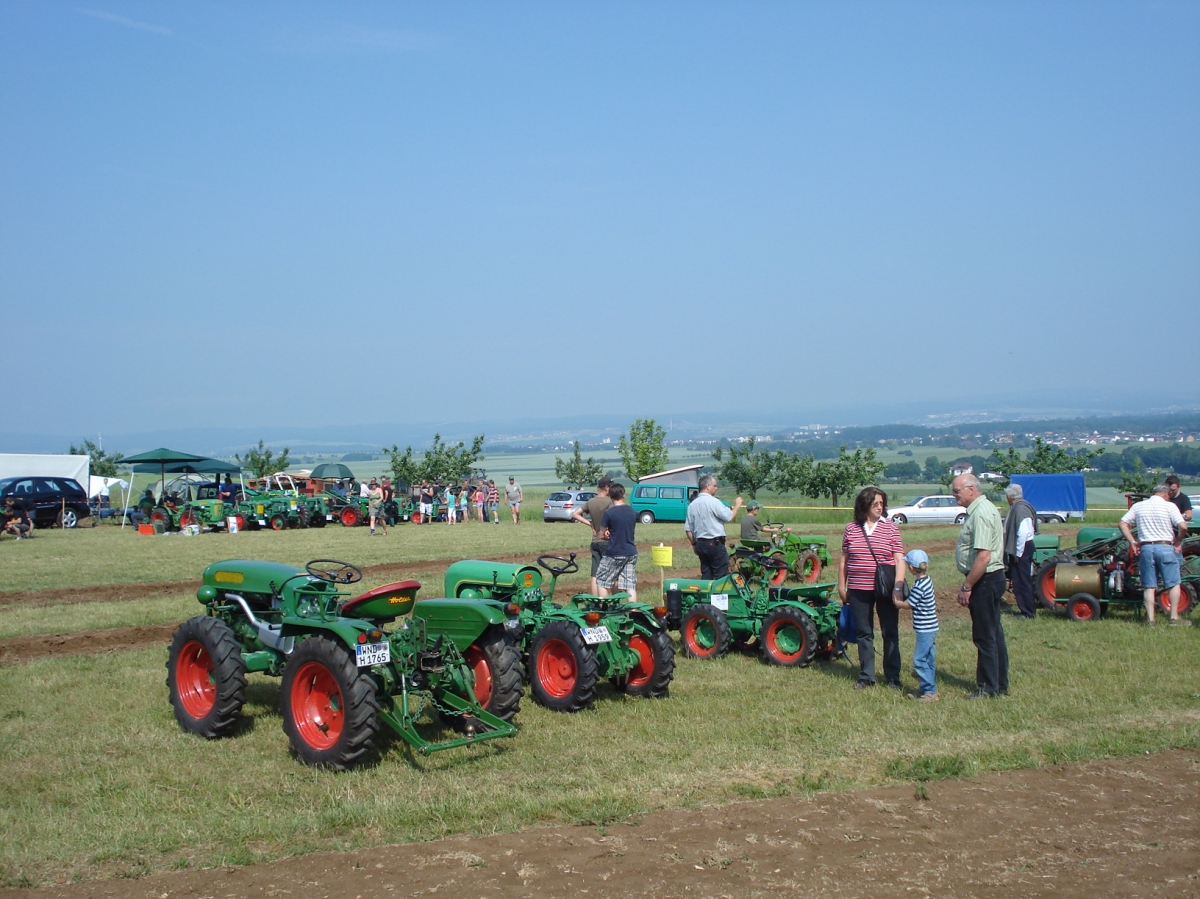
[88,476,129,499]
[0,453,88,485]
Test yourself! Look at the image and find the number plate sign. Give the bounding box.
[257,519,267,527]
[580,626,612,645]
[326,514,334,521]
[711,594,729,611]
[355,642,391,667]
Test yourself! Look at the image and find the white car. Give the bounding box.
[889,495,968,525]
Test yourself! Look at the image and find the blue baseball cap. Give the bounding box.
[904,549,929,568]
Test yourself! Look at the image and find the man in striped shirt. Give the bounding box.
[1119,484,1189,626]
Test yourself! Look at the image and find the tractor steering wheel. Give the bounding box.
[305,559,364,584]
[537,553,579,576]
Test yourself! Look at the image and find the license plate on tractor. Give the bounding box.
[355,642,391,667]
[580,626,612,645]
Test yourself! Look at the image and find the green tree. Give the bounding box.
[236,440,290,480]
[777,446,883,507]
[554,441,605,488]
[988,437,1104,478]
[68,439,125,478]
[884,460,922,481]
[617,419,669,482]
[386,434,485,486]
[383,444,420,489]
[710,438,782,499]
[1117,468,1161,495]
[923,455,947,484]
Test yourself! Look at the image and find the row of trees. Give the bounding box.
[384,434,486,486]
[710,438,886,506]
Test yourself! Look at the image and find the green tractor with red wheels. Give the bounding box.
[664,549,843,666]
[166,557,519,769]
[438,554,674,713]
[735,529,831,586]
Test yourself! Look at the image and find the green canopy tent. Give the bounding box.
[120,449,241,528]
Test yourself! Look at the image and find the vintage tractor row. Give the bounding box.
[1033,527,1200,622]
[323,491,416,527]
[443,554,674,712]
[664,549,843,666]
[735,528,831,586]
[167,558,518,769]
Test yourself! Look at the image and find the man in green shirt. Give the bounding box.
[952,473,1008,698]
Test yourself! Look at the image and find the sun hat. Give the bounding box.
[904,549,929,568]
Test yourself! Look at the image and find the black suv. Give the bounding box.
[0,476,91,528]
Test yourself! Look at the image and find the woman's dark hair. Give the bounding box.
[852,486,888,526]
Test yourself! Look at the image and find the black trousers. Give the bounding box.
[694,538,729,580]
[969,569,1010,695]
[847,588,900,686]
[1009,543,1036,617]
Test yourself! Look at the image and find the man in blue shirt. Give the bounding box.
[596,483,639,602]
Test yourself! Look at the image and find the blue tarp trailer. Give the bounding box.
[1009,473,1087,523]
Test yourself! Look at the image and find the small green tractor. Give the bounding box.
[664,550,843,666]
[440,554,674,712]
[735,528,832,586]
[1034,528,1200,621]
[324,491,415,527]
[238,476,329,530]
[166,557,519,769]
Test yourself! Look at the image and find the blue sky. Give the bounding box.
[2,1,1197,440]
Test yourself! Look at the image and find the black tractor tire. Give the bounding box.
[621,628,674,698]
[280,635,380,770]
[680,603,732,659]
[1034,559,1066,613]
[462,626,523,721]
[340,506,361,527]
[297,505,311,529]
[760,606,818,667]
[151,506,174,531]
[527,619,599,712]
[637,510,655,525]
[309,510,327,528]
[1066,593,1101,622]
[791,549,822,583]
[166,616,247,738]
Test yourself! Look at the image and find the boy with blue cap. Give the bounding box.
[894,549,939,702]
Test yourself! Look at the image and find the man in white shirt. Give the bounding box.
[1003,484,1038,619]
[684,475,744,579]
[1119,484,1189,626]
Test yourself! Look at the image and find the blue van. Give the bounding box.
[630,483,701,524]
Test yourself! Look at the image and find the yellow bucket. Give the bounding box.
[651,544,673,567]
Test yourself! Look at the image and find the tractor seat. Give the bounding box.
[340,580,421,619]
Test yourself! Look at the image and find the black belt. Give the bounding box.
[1140,540,1171,545]
[696,536,726,543]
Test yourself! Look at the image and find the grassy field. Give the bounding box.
[2,514,1197,887]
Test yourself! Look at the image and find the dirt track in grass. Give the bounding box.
[4,750,1197,898]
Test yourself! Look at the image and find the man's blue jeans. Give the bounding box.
[913,630,938,695]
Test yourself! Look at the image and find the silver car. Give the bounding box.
[889,495,968,525]
[543,489,597,522]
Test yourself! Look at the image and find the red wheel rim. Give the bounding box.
[180,511,197,528]
[463,644,493,708]
[152,510,169,525]
[1071,599,1096,620]
[625,634,654,687]
[768,556,788,587]
[535,638,577,698]
[176,639,216,719]
[341,508,359,527]
[801,558,822,583]
[683,616,718,657]
[1158,588,1193,616]
[765,618,805,662]
[235,514,245,531]
[410,512,423,524]
[1040,566,1061,607]
[290,660,343,750]
[271,515,286,531]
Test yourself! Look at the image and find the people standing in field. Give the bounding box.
[368,478,387,536]
[1165,475,1193,522]
[506,476,523,524]
[685,475,744,579]
[475,480,486,522]
[838,486,906,691]
[458,481,470,522]
[420,480,434,524]
[1119,483,1189,626]
[487,479,500,524]
[894,549,939,702]
[571,476,614,595]
[596,483,638,602]
[1002,483,1038,619]
[952,473,1009,696]
[445,483,457,524]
